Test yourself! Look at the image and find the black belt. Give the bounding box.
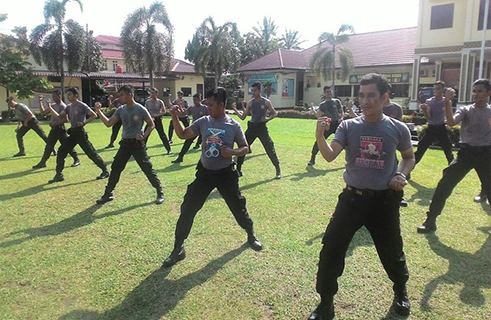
[460,144,491,153]
[346,185,391,198]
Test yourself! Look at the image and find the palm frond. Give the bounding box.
[338,47,355,81]
[64,19,85,73]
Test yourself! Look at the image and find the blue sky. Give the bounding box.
[1,0,419,60]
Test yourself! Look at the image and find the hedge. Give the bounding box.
[417,124,460,147]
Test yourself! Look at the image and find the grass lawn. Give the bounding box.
[0,116,490,319]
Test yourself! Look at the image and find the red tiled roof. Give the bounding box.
[96,35,121,45]
[171,59,198,74]
[102,49,123,58]
[31,70,177,80]
[239,27,417,72]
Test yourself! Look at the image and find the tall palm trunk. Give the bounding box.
[331,45,336,95]
[58,24,65,100]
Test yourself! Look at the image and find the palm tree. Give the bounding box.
[280,29,306,50]
[29,0,85,97]
[253,17,280,56]
[121,1,174,88]
[185,16,241,87]
[309,24,355,95]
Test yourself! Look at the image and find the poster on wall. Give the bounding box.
[247,74,278,96]
[282,79,294,97]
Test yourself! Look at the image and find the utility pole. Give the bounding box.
[479,0,490,78]
[86,23,92,107]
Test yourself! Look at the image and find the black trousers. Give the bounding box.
[105,139,162,194]
[316,187,409,297]
[310,120,339,160]
[56,127,106,175]
[414,124,454,165]
[145,116,171,152]
[109,119,122,145]
[237,121,280,171]
[174,161,254,242]
[177,135,202,159]
[168,116,190,141]
[16,118,48,153]
[39,125,78,164]
[429,145,491,216]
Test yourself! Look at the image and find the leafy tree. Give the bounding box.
[0,16,52,99]
[280,29,306,50]
[120,1,174,88]
[309,24,355,95]
[185,16,241,87]
[82,31,104,72]
[238,32,263,65]
[29,0,86,97]
[253,17,281,56]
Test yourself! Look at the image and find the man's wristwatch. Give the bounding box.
[394,172,406,180]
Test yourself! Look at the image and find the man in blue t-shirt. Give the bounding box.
[162,87,263,268]
[308,85,344,166]
[308,73,414,319]
[94,85,164,205]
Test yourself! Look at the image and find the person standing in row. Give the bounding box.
[417,80,491,233]
[308,73,413,319]
[162,87,262,268]
[171,93,208,163]
[144,87,171,154]
[105,94,123,149]
[233,82,281,179]
[7,96,48,157]
[48,87,108,184]
[32,91,80,169]
[168,91,189,144]
[307,86,344,166]
[413,81,454,168]
[94,85,164,205]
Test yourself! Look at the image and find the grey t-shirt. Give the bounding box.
[427,97,446,125]
[145,98,164,117]
[383,102,403,121]
[14,103,30,122]
[190,115,246,170]
[250,97,269,123]
[454,104,491,146]
[50,101,67,126]
[332,115,412,190]
[114,103,151,139]
[187,104,208,122]
[66,101,92,127]
[319,99,342,122]
[172,98,189,119]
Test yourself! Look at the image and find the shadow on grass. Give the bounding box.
[58,244,248,320]
[0,179,96,202]
[0,167,51,181]
[305,226,374,258]
[406,180,434,207]
[0,202,153,248]
[420,227,491,312]
[289,165,344,181]
[480,202,491,216]
[0,155,40,163]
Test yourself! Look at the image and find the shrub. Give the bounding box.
[277,110,316,119]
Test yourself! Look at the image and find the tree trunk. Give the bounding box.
[149,70,154,89]
[331,45,336,96]
[59,24,65,102]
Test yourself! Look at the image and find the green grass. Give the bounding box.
[0,117,490,319]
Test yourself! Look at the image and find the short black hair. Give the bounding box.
[205,87,227,106]
[52,89,62,96]
[192,93,201,99]
[359,73,389,97]
[150,87,158,93]
[177,91,183,95]
[118,85,134,95]
[473,78,491,91]
[5,96,14,103]
[323,85,331,92]
[251,82,262,90]
[66,87,79,95]
[435,80,446,88]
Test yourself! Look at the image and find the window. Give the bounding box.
[430,4,454,30]
[282,79,294,97]
[478,0,491,30]
[391,84,410,98]
[353,85,360,97]
[112,60,118,71]
[102,59,108,71]
[335,85,351,97]
[181,87,192,97]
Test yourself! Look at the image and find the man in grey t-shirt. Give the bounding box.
[418,80,491,233]
[308,74,414,319]
[95,85,164,205]
[6,96,48,157]
[144,87,171,154]
[171,93,208,163]
[162,87,263,268]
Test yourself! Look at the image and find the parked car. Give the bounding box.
[134,88,150,105]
